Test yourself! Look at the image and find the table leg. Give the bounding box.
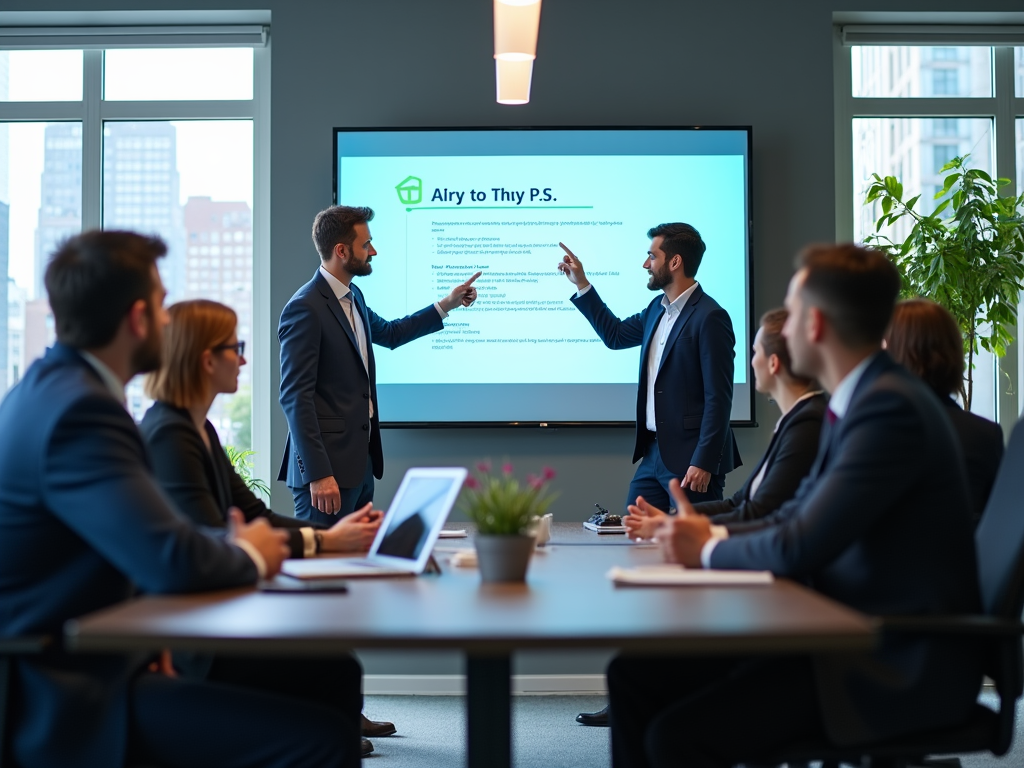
[466,653,511,768]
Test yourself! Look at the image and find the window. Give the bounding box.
[0,29,269,481]
[838,32,1024,428]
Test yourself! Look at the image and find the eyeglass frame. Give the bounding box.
[211,340,246,357]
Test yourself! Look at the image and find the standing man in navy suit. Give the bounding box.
[279,205,479,527]
[559,223,741,511]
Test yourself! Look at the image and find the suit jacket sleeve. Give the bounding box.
[709,388,925,576]
[42,394,257,593]
[144,416,228,529]
[692,483,746,518]
[706,412,823,525]
[364,300,444,350]
[690,307,736,472]
[569,287,647,350]
[278,297,333,483]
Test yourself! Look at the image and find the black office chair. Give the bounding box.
[0,635,49,768]
[765,416,1024,768]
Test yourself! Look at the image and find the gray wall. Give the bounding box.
[6,0,1022,677]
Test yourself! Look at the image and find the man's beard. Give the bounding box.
[647,262,672,291]
[349,255,373,277]
[130,305,163,375]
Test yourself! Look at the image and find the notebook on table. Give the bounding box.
[282,467,468,579]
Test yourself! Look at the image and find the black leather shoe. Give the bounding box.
[361,737,374,756]
[361,713,397,737]
[576,705,609,726]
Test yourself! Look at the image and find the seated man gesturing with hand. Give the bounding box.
[625,307,825,541]
[608,245,982,768]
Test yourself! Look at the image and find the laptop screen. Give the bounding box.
[374,475,462,561]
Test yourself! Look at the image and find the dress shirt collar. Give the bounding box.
[660,281,699,316]
[319,264,352,301]
[827,353,878,419]
[79,350,127,405]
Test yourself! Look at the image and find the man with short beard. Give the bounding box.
[560,223,742,728]
[559,223,740,509]
[0,231,361,768]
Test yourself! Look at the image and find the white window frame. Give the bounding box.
[0,26,272,485]
[834,26,1024,435]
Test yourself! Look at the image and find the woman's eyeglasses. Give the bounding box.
[212,340,246,357]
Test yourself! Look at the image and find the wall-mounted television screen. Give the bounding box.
[333,127,753,426]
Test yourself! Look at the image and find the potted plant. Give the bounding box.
[461,461,557,582]
[863,155,1024,409]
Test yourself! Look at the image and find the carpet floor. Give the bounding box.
[362,692,1024,767]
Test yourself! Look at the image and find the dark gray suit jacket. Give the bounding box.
[711,353,982,746]
[696,393,826,524]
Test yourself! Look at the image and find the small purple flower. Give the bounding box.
[527,474,544,490]
[476,460,492,474]
[464,476,479,490]
[502,462,514,474]
[542,466,556,481]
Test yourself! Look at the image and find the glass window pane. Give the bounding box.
[0,51,83,102]
[853,117,996,420]
[103,120,254,441]
[103,49,253,101]
[852,46,993,98]
[1016,47,1024,98]
[0,122,81,402]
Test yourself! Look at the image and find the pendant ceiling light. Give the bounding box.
[493,0,542,105]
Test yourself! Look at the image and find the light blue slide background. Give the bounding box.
[335,129,751,423]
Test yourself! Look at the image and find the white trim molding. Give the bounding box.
[363,674,608,697]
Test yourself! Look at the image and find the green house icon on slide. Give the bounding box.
[395,175,423,205]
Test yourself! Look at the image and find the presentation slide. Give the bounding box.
[334,129,752,425]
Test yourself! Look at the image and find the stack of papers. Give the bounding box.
[607,565,774,586]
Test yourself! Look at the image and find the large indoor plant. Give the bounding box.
[863,155,1024,409]
[461,461,557,582]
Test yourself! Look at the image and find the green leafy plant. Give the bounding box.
[224,445,270,500]
[864,155,1024,408]
[460,461,558,535]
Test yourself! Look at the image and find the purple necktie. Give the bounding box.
[826,407,838,425]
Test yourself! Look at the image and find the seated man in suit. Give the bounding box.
[624,307,826,540]
[886,298,1004,525]
[608,245,982,768]
[0,231,362,768]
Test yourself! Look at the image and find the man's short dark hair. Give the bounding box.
[45,230,166,350]
[647,222,706,278]
[796,243,901,348]
[312,205,374,261]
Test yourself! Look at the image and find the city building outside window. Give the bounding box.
[0,34,268,481]
[838,34,1024,428]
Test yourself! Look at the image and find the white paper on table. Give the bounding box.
[438,529,468,538]
[607,565,774,586]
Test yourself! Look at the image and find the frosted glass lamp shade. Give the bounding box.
[495,58,533,105]
[494,0,542,61]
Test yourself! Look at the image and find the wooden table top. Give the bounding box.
[66,524,875,657]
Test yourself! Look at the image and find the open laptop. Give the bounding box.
[281,466,468,579]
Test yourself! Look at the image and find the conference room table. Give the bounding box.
[66,523,875,768]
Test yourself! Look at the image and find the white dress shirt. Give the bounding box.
[645,283,699,432]
[79,349,270,576]
[319,265,449,422]
[576,281,699,432]
[699,355,876,568]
